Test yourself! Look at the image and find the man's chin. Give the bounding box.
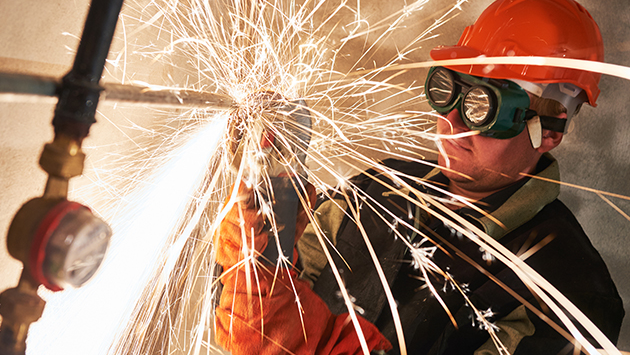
[442,169,475,184]
[438,157,474,182]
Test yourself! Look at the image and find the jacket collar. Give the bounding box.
[414,153,560,240]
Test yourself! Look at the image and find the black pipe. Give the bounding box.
[53,0,125,141]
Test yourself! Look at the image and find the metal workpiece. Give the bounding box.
[101,83,235,109]
[226,91,310,169]
[0,72,235,110]
[0,72,58,98]
[226,92,312,265]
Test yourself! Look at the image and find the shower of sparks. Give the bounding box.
[20,0,630,354]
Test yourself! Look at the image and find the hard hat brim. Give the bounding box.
[430,45,599,107]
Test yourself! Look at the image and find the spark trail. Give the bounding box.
[22,0,629,354]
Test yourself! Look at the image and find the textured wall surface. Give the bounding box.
[0,0,628,351]
[557,0,630,348]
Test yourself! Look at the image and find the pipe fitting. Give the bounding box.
[39,135,85,179]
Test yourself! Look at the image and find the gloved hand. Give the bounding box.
[214,181,267,270]
[214,180,316,270]
[216,266,391,355]
[214,181,391,354]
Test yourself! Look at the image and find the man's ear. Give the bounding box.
[537,129,563,153]
[529,112,567,152]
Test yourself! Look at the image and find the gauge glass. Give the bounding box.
[44,207,111,289]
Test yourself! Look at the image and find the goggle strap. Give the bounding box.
[523,110,566,133]
[539,116,566,133]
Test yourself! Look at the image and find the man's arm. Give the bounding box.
[213,182,391,354]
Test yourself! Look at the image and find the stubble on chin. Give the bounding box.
[438,154,476,185]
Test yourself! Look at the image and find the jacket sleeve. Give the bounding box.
[296,164,386,287]
[214,183,391,354]
[296,197,348,286]
[473,305,535,355]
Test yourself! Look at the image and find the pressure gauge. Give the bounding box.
[29,201,112,291]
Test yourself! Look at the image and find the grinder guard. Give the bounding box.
[260,99,311,265]
[228,98,311,265]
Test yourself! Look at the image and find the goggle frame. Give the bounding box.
[425,66,531,139]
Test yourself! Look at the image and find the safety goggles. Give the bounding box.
[425,66,566,139]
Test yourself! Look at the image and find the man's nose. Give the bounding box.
[442,109,469,134]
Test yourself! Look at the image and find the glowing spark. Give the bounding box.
[368,56,630,82]
[471,308,499,332]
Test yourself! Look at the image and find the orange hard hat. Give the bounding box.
[430,0,604,106]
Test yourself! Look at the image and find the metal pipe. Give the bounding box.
[102,83,235,109]
[0,73,57,97]
[0,72,235,110]
[53,0,125,141]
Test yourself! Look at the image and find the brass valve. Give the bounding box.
[0,133,111,354]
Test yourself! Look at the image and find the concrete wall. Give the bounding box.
[0,0,628,351]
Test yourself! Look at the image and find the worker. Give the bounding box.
[214,0,625,354]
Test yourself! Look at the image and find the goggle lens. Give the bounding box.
[462,86,494,126]
[425,67,568,139]
[427,68,456,107]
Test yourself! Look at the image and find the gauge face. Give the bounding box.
[44,207,112,289]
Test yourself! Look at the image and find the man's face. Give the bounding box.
[436,108,543,196]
